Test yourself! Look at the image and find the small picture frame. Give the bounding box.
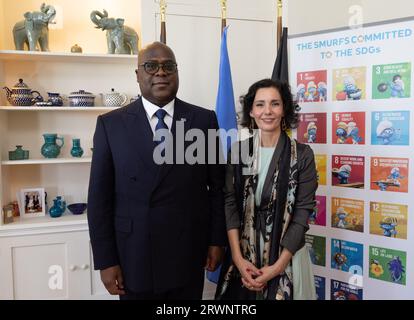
[19,188,46,219]
[2,204,14,224]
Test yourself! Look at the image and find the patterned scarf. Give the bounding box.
[217,133,299,300]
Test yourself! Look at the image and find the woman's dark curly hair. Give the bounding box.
[240,78,300,130]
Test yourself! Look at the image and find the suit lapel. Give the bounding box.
[122,98,158,171]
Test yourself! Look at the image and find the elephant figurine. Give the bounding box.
[90,10,138,55]
[13,3,56,51]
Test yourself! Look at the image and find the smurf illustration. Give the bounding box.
[306,81,318,102]
[336,122,348,144]
[332,164,352,184]
[376,120,399,145]
[335,207,348,229]
[347,122,363,144]
[317,81,327,101]
[304,121,317,143]
[296,83,306,102]
[374,167,404,191]
[389,74,405,98]
[388,256,405,283]
[343,75,362,100]
[388,167,404,185]
[379,216,398,237]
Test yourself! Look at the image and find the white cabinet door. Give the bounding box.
[87,238,118,300]
[0,231,93,299]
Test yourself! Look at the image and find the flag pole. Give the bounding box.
[160,0,167,44]
[277,0,282,49]
[221,0,227,35]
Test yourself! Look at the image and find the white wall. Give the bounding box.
[0,4,5,49]
[141,0,278,111]
[286,0,414,35]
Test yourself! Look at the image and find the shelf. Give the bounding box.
[0,213,87,233]
[1,158,92,165]
[0,50,137,64]
[0,106,121,111]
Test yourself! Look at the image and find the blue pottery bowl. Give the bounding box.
[67,203,87,215]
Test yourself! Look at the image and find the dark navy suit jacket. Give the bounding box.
[87,97,226,293]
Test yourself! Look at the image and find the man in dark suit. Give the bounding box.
[87,42,226,299]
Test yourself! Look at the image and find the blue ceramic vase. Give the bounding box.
[70,138,84,157]
[49,196,66,218]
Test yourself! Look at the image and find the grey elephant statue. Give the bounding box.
[90,10,139,55]
[13,3,56,51]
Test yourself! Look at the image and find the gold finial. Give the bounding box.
[277,0,282,18]
[160,0,167,22]
[221,0,227,20]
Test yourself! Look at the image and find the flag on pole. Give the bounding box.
[215,26,237,154]
[160,0,167,44]
[271,27,289,82]
[206,25,237,285]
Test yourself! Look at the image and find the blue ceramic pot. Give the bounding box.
[70,138,84,157]
[47,92,64,106]
[49,197,66,218]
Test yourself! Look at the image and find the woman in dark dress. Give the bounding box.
[215,79,317,300]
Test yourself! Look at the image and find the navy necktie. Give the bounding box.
[154,109,168,151]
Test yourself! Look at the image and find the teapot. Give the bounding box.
[3,78,43,106]
[101,88,128,107]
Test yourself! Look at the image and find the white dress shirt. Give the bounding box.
[141,96,174,135]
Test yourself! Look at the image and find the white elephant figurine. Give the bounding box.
[90,10,139,55]
[13,3,56,51]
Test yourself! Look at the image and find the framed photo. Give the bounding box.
[19,188,46,218]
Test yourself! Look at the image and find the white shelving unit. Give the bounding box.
[0,6,139,298]
[0,212,87,234]
[1,158,92,165]
[0,0,146,300]
[0,50,137,63]
[0,47,138,211]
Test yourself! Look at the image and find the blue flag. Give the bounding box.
[207,26,237,285]
[215,26,238,155]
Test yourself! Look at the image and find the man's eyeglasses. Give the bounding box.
[138,61,178,75]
